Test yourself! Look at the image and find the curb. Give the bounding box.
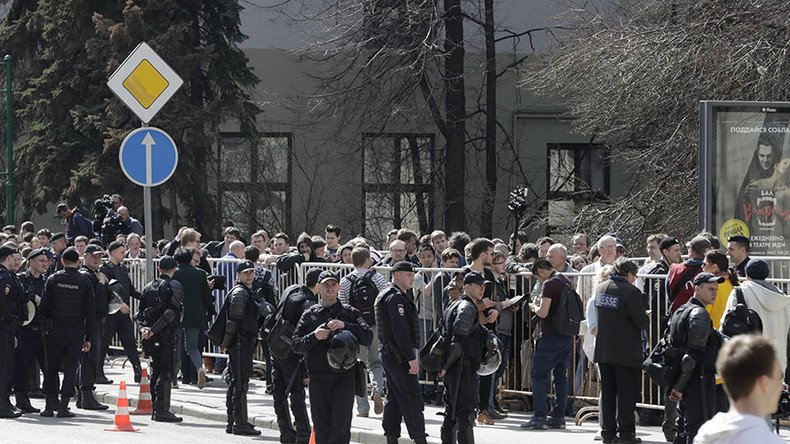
[96,391,441,444]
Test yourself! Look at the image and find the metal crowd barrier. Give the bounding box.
[110,255,790,412]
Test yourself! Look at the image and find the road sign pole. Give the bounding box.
[142,122,154,283]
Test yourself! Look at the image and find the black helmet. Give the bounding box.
[326,330,360,372]
[477,329,502,376]
[107,279,124,315]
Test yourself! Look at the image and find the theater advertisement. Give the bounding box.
[700,101,790,257]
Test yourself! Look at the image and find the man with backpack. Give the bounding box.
[594,260,649,443]
[720,259,790,373]
[521,258,582,430]
[268,268,321,444]
[338,246,388,417]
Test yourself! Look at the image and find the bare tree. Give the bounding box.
[526,0,790,249]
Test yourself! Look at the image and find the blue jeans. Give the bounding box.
[531,332,572,421]
[183,327,204,371]
[490,333,512,410]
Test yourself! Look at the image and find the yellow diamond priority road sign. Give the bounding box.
[108,42,183,124]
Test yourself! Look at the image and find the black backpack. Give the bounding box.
[721,287,763,337]
[265,294,297,360]
[551,278,585,336]
[348,270,379,326]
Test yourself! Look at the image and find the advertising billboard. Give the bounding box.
[700,101,790,256]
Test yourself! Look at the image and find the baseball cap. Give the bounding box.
[745,258,770,280]
[463,272,487,285]
[158,256,177,270]
[658,237,680,251]
[319,270,339,283]
[62,247,80,262]
[392,261,416,273]
[236,260,255,273]
[692,272,725,286]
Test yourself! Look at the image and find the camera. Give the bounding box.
[507,185,530,215]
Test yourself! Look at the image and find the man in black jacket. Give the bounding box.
[98,241,143,383]
[292,270,373,444]
[594,260,650,444]
[39,248,97,418]
[222,260,264,436]
[667,273,722,444]
[76,245,110,410]
[276,232,325,275]
[270,268,321,443]
[0,244,25,418]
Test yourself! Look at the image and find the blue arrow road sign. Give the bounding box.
[119,127,178,187]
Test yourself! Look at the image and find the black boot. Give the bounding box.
[80,389,109,410]
[440,426,456,444]
[386,436,399,444]
[14,393,40,414]
[278,420,297,443]
[233,423,262,436]
[39,397,57,417]
[413,436,428,444]
[456,418,475,444]
[56,396,75,418]
[153,410,183,423]
[0,397,22,419]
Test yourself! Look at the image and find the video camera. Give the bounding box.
[507,185,530,216]
[94,194,131,246]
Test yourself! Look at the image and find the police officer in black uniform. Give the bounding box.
[0,244,25,418]
[47,232,68,276]
[98,240,143,383]
[12,248,50,414]
[375,261,427,444]
[221,260,263,436]
[292,270,373,444]
[138,256,184,423]
[75,244,110,410]
[439,272,487,444]
[271,268,321,443]
[39,247,97,418]
[667,272,722,444]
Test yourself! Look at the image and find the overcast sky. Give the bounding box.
[238,0,562,52]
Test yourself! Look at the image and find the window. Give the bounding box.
[546,143,610,229]
[218,133,292,235]
[362,133,435,247]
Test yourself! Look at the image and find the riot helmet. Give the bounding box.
[327,329,360,372]
[477,329,502,376]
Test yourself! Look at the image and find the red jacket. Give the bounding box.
[667,259,704,314]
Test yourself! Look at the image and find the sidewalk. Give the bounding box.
[92,364,694,444]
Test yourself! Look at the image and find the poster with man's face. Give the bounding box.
[702,101,790,256]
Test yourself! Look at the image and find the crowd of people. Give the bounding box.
[0,200,789,444]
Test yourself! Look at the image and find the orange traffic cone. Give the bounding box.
[131,368,153,415]
[309,426,316,444]
[105,381,139,432]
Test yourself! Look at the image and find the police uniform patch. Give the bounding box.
[397,304,405,316]
[4,284,9,295]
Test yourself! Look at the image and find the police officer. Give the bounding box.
[0,244,25,418]
[47,232,68,275]
[76,244,110,410]
[292,270,373,444]
[375,261,427,444]
[438,272,487,444]
[39,247,96,418]
[221,260,263,436]
[270,268,321,443]
[98,240,143,383]
[138,255,184,423]
[12,248,51,414]
[667,272,723,444]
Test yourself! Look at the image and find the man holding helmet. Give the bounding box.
[292,270,373,444]
[438,271,488,444]
[76,244,110,410]
[375,260,427,444]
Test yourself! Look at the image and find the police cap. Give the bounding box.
[391,261,416,273]
[51,232,66,242]
[319,270,339,284]
[107,240,125,252]
[27,247,50,260]
[727,235,750,248]
[62,247,80,263]
[305,268,323,287]
[0,244,17,260]
[159,256,177,270]
[84,244,104,255]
